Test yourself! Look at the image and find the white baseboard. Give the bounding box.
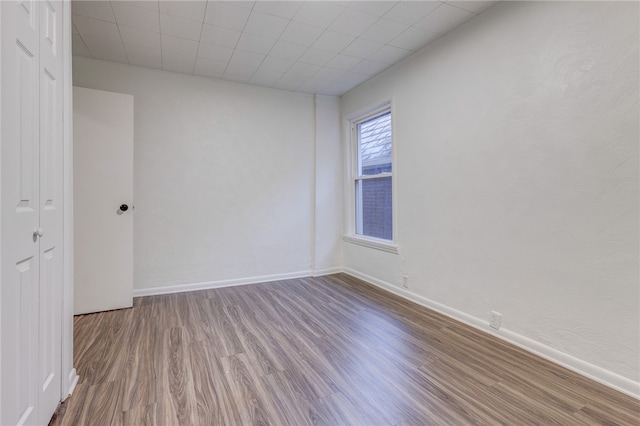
[343,267,640,400]
[65,368,79,400]
[132,270,314,297]
[313,267,343,277]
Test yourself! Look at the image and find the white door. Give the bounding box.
[73,87,134,315]
[1,1,63,424]
[38,1,64,421]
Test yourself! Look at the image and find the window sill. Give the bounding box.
[343,235,399,254]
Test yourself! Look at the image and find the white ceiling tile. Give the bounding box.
[91,49,128,64]
[72,34,90,55]
[250,68,283,86]
[119,25,162,50]
[348,1,398,18]
[73,49,93,59]
[266,40,306,60]
[73,15,121,42]
[292,2,345,28]
[228,50,265,68]
[194,57,227,78]
[279,72,309,85]
[250,77,279,88]
[260,56,294,72]
[359,18,408,44]
[274,78,303,92]
[383,1,442,26]
[197,42,234,62]
[159,1,206,21]
[72,33,84,45]
[369,45,412,64]
[446,1,496,14]
[314,66,345,81]
[69,0,491,95]
[83,36,127,59]
[125,44,163,69]
[312,31,355,53]
[72,1,116,22]
[163,53,197,74]
[279,21,324,47]
[325,54,362,71]
[340,38,383,58]
[204,2,251,31]
[329,9,378,37]
[232,1,256,10]
[296,78,331,94]
[243,11,289,39]
[253,1,302,20]
[223,64,258,83]
[298,48,337,67]
[287,62,320,78]
[236,33,277,55]
[200,24,241,48]
[414,3,473,34]
[81,36,125,54]
[388,27,439,51]
[339,70,370,86]
[160,13,203,41]
[350,58,391,75]
[322,83,348,96]
[129,1,160,12]
[161,34,199,56]
[111,3,160,33]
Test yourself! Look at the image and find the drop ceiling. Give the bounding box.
[72,1,497,96]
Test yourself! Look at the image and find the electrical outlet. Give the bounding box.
[490,311,502,330]
[402,275,409,289]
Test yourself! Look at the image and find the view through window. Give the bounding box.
[355,110,393,240]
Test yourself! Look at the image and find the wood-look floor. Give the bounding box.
[50,274,639,425]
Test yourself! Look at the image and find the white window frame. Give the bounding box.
[343,101,398,254]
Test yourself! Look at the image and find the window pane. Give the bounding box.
[358,112,392,176]
[355,177,392,240]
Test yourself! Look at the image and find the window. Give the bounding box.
[351,107,394,242]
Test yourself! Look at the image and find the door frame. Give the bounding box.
[61,0,78,400]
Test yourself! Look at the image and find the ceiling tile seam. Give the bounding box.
[192,0,211,75]
[246,16,313,88]
[381,1,444,26]
[72,21,92,59]
[220,1,258,83]
[109,1,130,65]
[264,5,356,90]
[259,1,357,87]
[71,13,115,26]
[155,1,164,70]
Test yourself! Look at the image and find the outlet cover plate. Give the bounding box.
[490,311,502,330]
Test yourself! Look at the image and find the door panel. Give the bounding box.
[74,87,134,315]
[1,0,64,424]
[38,1,63,422]
[1,0,40,423]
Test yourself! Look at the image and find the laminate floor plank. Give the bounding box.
[52,274,639,425]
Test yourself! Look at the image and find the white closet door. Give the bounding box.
[73,87,134,315]
[1,0,42,424]
[1,0,64,424]
[37,0,64,422]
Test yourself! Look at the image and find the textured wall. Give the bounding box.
[342,1,639,390]
[74,58,318,290]
[314,95,344,272]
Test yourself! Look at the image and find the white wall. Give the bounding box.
[314,95,343,273]
[341,1,639,396]
[73,58,341,293]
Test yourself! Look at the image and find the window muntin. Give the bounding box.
[353,109,393,241]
